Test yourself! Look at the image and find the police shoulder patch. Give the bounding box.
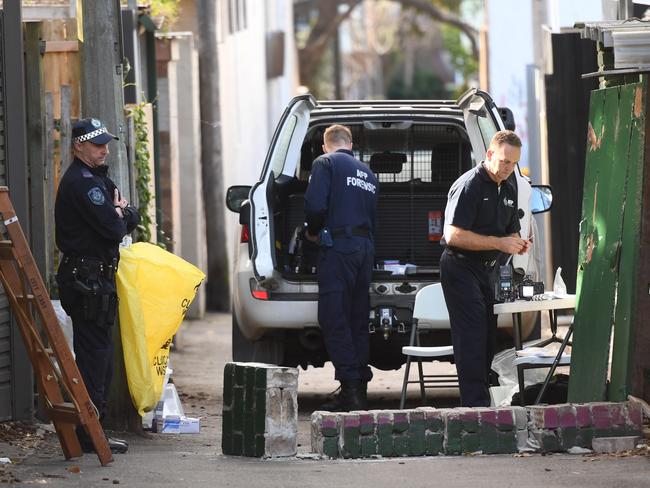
[87,187,105,205]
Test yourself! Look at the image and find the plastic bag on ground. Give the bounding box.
[491,347,548,406]
[117,242,205,416]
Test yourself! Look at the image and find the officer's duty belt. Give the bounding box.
[330,227,370,239]
[445,248,497,268]
[62,255,116,278]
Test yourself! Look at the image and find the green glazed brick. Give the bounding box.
[559,427,578,449]
[233,387,244,431]
[393,435,410,456]
[255,435,265,457]
[254,389,266,433]
[223,363,234,407]
[425,432,443,455]
[222,431,233,455]
[361,435,378,457]
[445,437,462,455]
[577,427,594,448]
[377,431,393,457]
[540,432,561,453]
[255,367,267,389]
[359,413,375,435]
[461,432,481,453]
[460,410,480,433]
[495,409,515,432]
[243,420,256,456]
[408,413,426,456]
[393,412,409,433]
[480,423,499,454]
[425,412,444,432]
[341,416,361,459]
[496,431,516,454]
[245,367,256,407]
[320,416,339,438]
[322,437,339,458]
[234,364,246,386]
[222,408,233,434]
[232,432,244,456]
[376,416,393,437]
[445,412,463,437]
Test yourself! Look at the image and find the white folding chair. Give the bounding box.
[399,283,457,409]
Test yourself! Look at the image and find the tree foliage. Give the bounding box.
[297,0,479,93]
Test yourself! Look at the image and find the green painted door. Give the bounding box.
[568,77,646,402]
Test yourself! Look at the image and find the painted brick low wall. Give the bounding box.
[527,401,643,452]
[222,362,298,458]
[311,402,643,459]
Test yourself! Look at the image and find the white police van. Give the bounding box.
[226,89,552,371]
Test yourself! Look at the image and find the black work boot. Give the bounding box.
[318,380,367,412]
[76,427,129,454]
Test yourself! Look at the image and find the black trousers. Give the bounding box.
[317,237,374,383]
[440,250,497,407]
[57,260,118,417]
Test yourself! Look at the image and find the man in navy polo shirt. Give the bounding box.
[441,130,530,407]
[304,124,378,412]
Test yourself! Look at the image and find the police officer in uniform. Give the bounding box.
[441,130,530,407]
[304,124,379,411]
[55,118,140,453]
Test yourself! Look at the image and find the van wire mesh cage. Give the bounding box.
[287,122,474,271]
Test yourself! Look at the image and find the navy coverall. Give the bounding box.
[304,149,379,382]
[55,158,140,416]
[440,162,520,407]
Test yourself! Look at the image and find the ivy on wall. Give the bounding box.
[126,103,154,243]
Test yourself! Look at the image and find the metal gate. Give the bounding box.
[0,8,13,421]
[0,4,33,421]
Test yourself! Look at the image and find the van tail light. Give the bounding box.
[240,224,250,243]
[251,290,269,300]
[250,279,269,300]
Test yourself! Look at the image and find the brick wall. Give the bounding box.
[311,401,643,459]
[222,362,298,458]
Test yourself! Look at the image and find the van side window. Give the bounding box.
[270,114,298,179]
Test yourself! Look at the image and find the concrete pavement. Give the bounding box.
[3,312,649,487]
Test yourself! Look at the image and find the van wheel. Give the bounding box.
[232,315,285,365]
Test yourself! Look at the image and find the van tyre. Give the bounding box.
[232,314,285,365]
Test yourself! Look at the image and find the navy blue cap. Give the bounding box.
[72,118,118,144]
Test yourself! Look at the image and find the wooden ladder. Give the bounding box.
[0,187,112,466]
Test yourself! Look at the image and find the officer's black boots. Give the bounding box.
[76,427,129,454]
[319,380,368,412]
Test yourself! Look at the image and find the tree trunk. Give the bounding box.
[197,0,230,311]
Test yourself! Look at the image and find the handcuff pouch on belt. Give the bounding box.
[66,256,118,328]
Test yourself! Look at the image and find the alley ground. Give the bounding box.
[1,313,649,487]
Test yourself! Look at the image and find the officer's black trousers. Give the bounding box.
[317,237,374,383]
[440,251,497,407]
[57,269,117,418]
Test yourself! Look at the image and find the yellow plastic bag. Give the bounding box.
[116,242,205,416]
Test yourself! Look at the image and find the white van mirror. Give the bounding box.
[531,185,553,214]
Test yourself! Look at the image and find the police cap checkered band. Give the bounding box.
[74,127,108,143]
[72,117,118,144]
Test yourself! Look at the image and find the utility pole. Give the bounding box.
[197,0,230,311]
[79,0,139,431]
[79,0,130,198]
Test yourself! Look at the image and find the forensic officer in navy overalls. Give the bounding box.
[304,124,379,412]
[441,130,530,407]
[55,118,140,453]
